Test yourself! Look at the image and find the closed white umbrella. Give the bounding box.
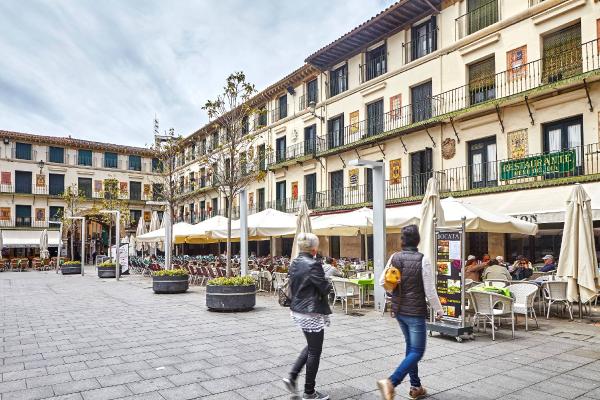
[135,216,147,252]
[419,177,445,267]
[128,235,137,256]
[0,230,3,259]
[291,202,313,260]
[40,229,49,260]
[148,211,160,254]
[157,212,166,252]
[557,185,600,307]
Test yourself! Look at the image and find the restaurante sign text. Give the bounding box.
[500,150,576,180]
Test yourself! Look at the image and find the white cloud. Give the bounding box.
[0,0,396,147]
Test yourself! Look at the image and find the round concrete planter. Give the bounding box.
[97,266,120,278]
[152,275,189,294]
[206,284,256,312]
[61,264,81,275]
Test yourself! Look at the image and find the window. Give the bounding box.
[275,181,286,211]
[78,177,92,198]
[411,17,437,61]
[330,170,344,207]
[543,115,583,175]
[104,152,118,168]
[211,197,219,216]
[304,173,317,209]
[49,206,63,222]
[410,148,433,196]
[15,171,32,194]
[366,99,384,136]
[257,188,265,211]
[327,115,344,150]
[200,138,207,155]
[304,125,317,155]
[469,137,497,189]
[189,172,196,190]
[212,132,219,149]
[258,144,266,171]
[365,168,373,202]
[129,155,141,171]
[330,236,341,259]
[329,64,348,97]
[78,149,92,166]
[467,0,498,35]
[48,146,64,164]
[211,163,218,185]
[152,183,163,201]
[276,136,287,163]
[15,205,31,227]
[199,200,206,220]
[130,181,141,200]
[468,57,495,105]
[242,116,249,135]
[258,107,268,127]
[364,45,387,82]
[307,79,318,106]
[15,142,32,160]
[411,81,433,122]
[49,173,64,196]
[542,24,582,83]
[189,203,195,223]
[130,210,142,227]
[104,179,118,199]
[152,157,161,172]
[278,94,287,120]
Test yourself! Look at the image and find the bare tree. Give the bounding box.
[95,178,131,259]
[60,184,85,260]
[202,71,261,276]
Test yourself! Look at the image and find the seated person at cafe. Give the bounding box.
[540,255,557,272]
[482,259,512,281]
[495,255,509,268]
[511,256,533,280]
[322,257,343,278]
[481,254,491,265]
[465,255,486,282]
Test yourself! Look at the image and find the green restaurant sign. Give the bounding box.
[500,150,576,180]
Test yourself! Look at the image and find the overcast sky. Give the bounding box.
[0,0,395,147]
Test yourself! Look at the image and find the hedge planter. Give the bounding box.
[61,264,81,275]
[97,266,121,278]
[152,275,189,294]
[206,284,256,312]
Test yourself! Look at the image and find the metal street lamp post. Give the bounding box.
[349,159,386,313]
[240,189,248,276]
[66,216,85,276]
[100,210,120,280]
[48,220,62,273]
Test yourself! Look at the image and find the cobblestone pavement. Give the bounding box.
[1,268,600,400]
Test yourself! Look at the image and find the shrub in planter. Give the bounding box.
[152,269,189,294]
[206,276,256,312]
[61,260,81,275]
[97,261,121,278]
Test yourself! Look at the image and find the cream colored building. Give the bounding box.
[174,0,600,262]
[0,130,160,258]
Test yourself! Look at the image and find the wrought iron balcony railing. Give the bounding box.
[269,140,317,166]
[359,54,387,83]
[403,28,438,64]
[316,38,599,155]
[456,0,499,40]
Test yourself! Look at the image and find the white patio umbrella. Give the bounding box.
[135,216,147,253]
[291,201,313,260]
[128,235,137,256]
[311,207,373,237]
[185,215,229,243]
[157,212,167,252]
[557,185,600,309]
[40,229,49,260]
[209,208,296,239]
[147,211,160,254]
[137,222,194,244]
[418,177,445,267]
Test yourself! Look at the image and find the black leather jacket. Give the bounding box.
[289,253,332,315]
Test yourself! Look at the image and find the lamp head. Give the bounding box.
[308,101,316,114]
[348,159,384,168]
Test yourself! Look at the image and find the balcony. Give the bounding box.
[0,219,51,228]
[402,28,438,64]
[299,89,319,110]
[269,143,600,214]
[269,140,317,167]
[359,54,387,83]
[315,38,600,156]
[456,0,499,40]
[270,106,288,123]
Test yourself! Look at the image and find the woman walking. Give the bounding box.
[377,225,444,400]
[283,233,331,400]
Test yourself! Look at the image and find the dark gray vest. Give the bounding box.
[391,250,427,317]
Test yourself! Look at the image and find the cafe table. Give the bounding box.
[348,277,375,306]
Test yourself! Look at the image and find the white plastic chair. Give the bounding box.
[484,279,509,288]
[330,278,361,314]
[469,290,515,341]
[543,281,573,320]
[509,283,539,331]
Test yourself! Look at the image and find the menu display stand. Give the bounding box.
[426,218,474,342]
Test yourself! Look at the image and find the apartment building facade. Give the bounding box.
[0,130,160,258]
[174,0,600,262]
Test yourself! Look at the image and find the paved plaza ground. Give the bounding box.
[1,268,600,400]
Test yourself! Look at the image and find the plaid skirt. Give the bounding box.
[291,311,331,333]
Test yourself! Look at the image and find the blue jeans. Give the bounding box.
[389,314,427,388]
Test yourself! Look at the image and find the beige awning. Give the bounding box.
[1,230,60,248]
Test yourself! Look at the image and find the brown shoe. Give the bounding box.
[409,386,427,399]
[377,379,394,400]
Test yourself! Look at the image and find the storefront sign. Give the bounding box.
[0,207,10,221]
[507,45,527,81]
[513,214,538,223]
[350,111,359,133]
[436,231,463,319]
[348,168,359,187]
[500,150,576,180]
[389,159,402,184]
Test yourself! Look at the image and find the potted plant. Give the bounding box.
[97,260,120,278]
[61,260,81,275]
[152,269,189,294]
[206,276,256,312]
